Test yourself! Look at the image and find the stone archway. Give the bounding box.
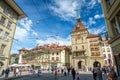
[78,61,82,69]
[93,61,101,67]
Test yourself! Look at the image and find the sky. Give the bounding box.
[11,0,106,53]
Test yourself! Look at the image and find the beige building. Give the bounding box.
[101,0,120,76]
[18,44,72,69]
[101,40,113,66]
[71,17,104,70]
[0,0,26,71]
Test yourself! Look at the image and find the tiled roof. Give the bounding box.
[72,21,87,33]
[19,48,28,51]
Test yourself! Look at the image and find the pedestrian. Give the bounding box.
[107,68,117,80]
[71,68,76,80]
[1,69,5,78]
[64,71,67,76]
[67,67,71,75]
[13,68,16,76]
[97,68,103,80]
[54,70,58,80]
[76,72,80,80]
[16,68,19,76]
[5,67,10,78]
[92,67,97,80]
[61,69,64,75]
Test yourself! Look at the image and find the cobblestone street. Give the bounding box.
[3,71,107,80]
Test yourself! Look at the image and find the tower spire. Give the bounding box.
[76,11,81,22]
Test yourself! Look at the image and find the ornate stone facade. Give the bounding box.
[71,17,104,70]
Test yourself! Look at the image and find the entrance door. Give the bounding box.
[78,61,82,69]
[93,61,101,67]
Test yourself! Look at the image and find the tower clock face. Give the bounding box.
[77,35,80,39]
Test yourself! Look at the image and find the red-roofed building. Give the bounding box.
[71,17,104,70]
[18,44,72,69]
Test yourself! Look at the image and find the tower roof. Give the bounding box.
[72,18,87,33]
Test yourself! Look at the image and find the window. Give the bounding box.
[108,54,111,58]
[3,7,8,14]
[0,17,6,25]
[111,18,120,34]
[56,57,59,60]
[104,54,106,58]
[57,52,58,55]
[106,0,113,9]
[4,32,9,40]
[0,44,6,54]
[82,45,84,49]
[7,21,12,29]
[52,57,54,60]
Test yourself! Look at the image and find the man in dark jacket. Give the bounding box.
[71,68,76,80]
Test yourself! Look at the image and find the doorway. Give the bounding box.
[78,61,82,69]
[93,61,101,67]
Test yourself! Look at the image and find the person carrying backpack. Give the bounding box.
[5,68,10,78]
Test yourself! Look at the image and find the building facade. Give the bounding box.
[101,0,120,76]
[101,40,113,66]
[0,0,26,71]
[18,44,72,69]
[71,17,104,70]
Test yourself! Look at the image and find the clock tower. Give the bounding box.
[71,16,89,69]
[71,15,104,70]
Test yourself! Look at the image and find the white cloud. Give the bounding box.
[14,18,38,41]
[87,0,97,9]
[88,17,96,25]
[19,18,32,31]
[50,0,85,21]
[94,14,104,19]
[87,0,101,9]
[14,26,28,41]
[36,35,71,46]
[89,26,106,34]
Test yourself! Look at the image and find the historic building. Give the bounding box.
[101,0,120,76]
[71,16,104,70]
[18,44,72,69]
[0,0,26,71]
[101,40,113,66]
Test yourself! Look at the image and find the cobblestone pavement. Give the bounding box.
[4,71,108,80]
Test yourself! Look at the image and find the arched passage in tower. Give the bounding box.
[93,61,101,67]
[78,61,82,69]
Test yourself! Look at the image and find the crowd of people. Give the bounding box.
[92,66,118,80]
[0,66,118,80]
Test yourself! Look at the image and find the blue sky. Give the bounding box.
[11,0,106,53]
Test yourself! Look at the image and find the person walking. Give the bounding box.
[71,68,76,80]
[97,68,103,80]
[107,68,118,80]
[76,72,80,80]
[92,67,97,80]
[5,67,10,78]
[1,69,5,78]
